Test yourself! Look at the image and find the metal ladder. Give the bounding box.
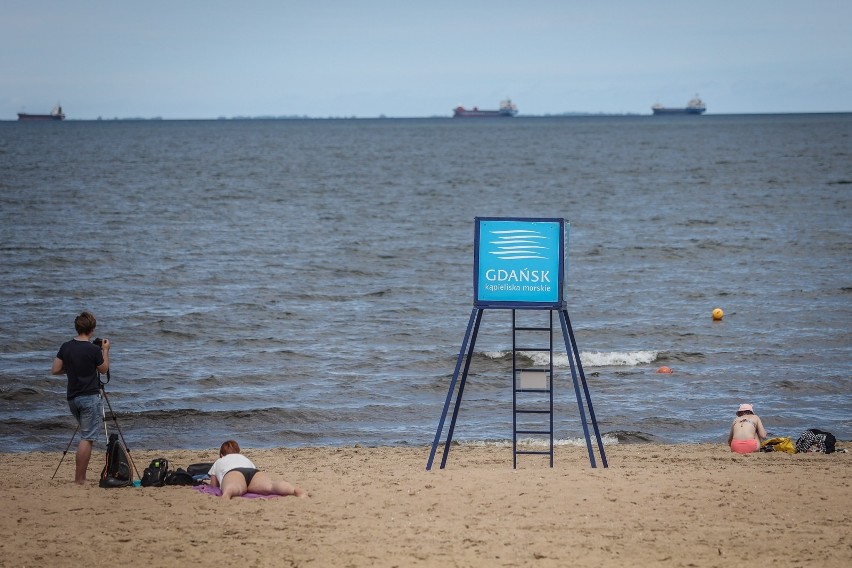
[512,309,554,468]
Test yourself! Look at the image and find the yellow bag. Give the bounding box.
[760,437,797,454]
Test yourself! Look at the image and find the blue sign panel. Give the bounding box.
[474,217,568,308]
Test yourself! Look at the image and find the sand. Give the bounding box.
[1,442,850,567]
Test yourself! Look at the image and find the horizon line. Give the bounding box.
[5,110,852,122]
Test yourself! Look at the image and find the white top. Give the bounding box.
[208,453,256,482]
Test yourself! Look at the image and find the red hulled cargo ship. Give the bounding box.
[18,104,65,121]
[453,99,518,118]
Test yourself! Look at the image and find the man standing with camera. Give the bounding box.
[51,311,110,484]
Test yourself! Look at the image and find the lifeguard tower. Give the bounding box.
[427,217,607,470]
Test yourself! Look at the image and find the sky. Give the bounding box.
[3,1,851,119]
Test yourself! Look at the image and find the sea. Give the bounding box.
[1,114,850,454]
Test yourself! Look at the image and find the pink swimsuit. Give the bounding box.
[730,438,759,454]
[730,417,760,453]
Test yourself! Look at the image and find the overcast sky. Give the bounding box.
[3,1,851,119]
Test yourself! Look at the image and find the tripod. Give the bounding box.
[52,370,141,480]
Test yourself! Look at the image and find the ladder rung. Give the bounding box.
[513,311,554,466]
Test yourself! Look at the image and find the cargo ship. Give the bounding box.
[453,99,518,118]
[651,95,706,115]
[17,104,65,121]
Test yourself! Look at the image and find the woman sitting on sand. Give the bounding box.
[208,440,308,500]
[727,403,767,454]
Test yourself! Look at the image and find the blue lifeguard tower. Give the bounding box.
[427,217,608,470]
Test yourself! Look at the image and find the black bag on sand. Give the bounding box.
[99,433,133,488]
[140,458,170,487]
[164,468,201,486]
[186,462,214,477]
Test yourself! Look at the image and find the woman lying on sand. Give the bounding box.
[208,440,308,500]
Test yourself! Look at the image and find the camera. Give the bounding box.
[93,338,110,384]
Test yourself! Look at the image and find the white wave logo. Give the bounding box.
[488,229,549,260]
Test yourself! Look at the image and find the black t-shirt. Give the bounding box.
[56,339,104,400]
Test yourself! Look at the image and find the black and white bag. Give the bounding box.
[795,429,836,454]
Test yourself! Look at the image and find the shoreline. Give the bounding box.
[2,443,850,567]
[3,432,840,455]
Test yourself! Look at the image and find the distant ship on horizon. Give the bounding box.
[18,104,65,121]
[453,99,518,118]
[652,95,706,115]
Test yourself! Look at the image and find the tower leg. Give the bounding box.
[559,309,608,468]
[427,308,481,470]
[562,309,608,468]
[440,308,484,469]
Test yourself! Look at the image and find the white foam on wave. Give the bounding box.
[575,350,659,367]
[482,351,508,360]
[459,434,620,448]
[484,350,658,367]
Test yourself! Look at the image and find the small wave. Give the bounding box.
[0,415,77,433]
[604,430,660,444]
[770,379,847,394]
[578,350,658,367]
[0,387,45,402]
[159,328,197,339]
[133,406,337,424]
[456,433,624,448]
[656,351,705,363]
[481,351,512,361]
[363,288,393,297]
[479,350,658,368]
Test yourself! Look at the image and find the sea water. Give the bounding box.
[0,114,850,452]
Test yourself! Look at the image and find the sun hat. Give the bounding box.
[738,403,754,412]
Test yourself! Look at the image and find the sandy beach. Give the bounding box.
[2,443,850,567]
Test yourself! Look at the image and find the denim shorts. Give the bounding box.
[68,394,103,442]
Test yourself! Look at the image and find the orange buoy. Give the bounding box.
[712,308,724,321]
[657,366,673,374]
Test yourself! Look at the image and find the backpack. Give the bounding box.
[140,458,170,487]
[760,437,797,454]
[795,429,836,454]
[164,468,201,486]
[186,463,214,478]
[99,433,133,488]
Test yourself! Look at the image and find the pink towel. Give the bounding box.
[192,485,279,499]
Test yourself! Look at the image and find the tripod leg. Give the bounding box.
[101,392,109,444]
[100,387,141,479]
[52,425,79,479]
